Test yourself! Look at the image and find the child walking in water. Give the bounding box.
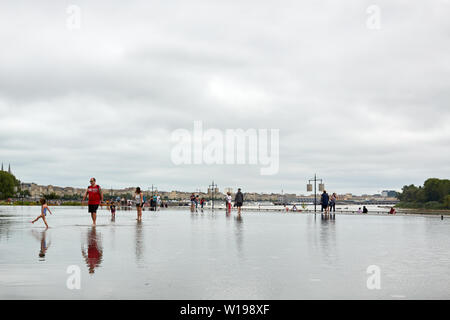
[31,199,53,228]
[226,192,232,213]
[110,201,116,221]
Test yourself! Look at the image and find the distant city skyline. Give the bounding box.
[19,181,399,202]
[9,163,403,196]
[1,161,436,196]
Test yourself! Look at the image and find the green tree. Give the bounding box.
[397,178,450,207]
[42,192,61,200]
[17,190,31,199]
[397,184,423,202]
[422,179,449,202]
[0,171,20,199]
[62,194,82,201]
[443,195,450,209]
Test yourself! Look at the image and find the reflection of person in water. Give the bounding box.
[135,220,144,264]
[81,227,103,274]
[234,214,243,258]
[32,230,51,260]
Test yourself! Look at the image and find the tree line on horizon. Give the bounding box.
[397,178,450,209]
[0,171,20,200]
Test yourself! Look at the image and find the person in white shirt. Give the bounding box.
[226,192,232,212]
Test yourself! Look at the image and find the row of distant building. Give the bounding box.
[18,182,398,202]
[3,162,398,202]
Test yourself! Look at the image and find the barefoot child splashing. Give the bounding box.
[31,198,53,228]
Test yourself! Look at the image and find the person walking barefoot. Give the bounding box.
[235,188,244,215]
[31,198,53,228]
[135,187,144,222]
[190,193,196,212]
[110,201,116,221]
[226,192,232,213]
[329,193,337,213]
[82,178,103,226]
[320,190,329,215]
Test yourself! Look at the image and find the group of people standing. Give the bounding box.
[190,188,245,215]
[82,179,246,225]
[357,206,369,214]
[130,187,165,221]
[321,190,371,214]
[225,188,244,215]
[190,194,206,210]
[31,177,247,228]
[32,178,168,227]
[320,190,338,214]
[119,186,166,222]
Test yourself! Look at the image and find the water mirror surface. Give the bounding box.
[0,206,449,299]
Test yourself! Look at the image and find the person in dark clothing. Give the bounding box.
[150,197,154,211]
[235,188,244,215]
[200,198,206,209]
[320,190,329,214]
[189,193,195,212]
[363,206,368,214]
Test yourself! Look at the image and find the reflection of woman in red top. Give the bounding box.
[81,227,103,274]
[82,178,103,226]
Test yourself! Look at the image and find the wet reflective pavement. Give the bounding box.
[0,206,449,299]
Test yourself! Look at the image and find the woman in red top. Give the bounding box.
[82,178,103,226]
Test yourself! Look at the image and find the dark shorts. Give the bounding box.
[321,204,328,209]
[88,204,99,213]
[236,202,243,207]
[136,203,144,208]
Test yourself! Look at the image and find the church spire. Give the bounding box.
[8,163,11,174]
[1,163,3,171]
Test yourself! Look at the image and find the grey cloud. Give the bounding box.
[0,0,449,194]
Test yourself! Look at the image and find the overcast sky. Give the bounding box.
[0,0,449,195]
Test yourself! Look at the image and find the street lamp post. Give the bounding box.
[150,184,157,197]
[209,181,217,211]
[307,174,324,213]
